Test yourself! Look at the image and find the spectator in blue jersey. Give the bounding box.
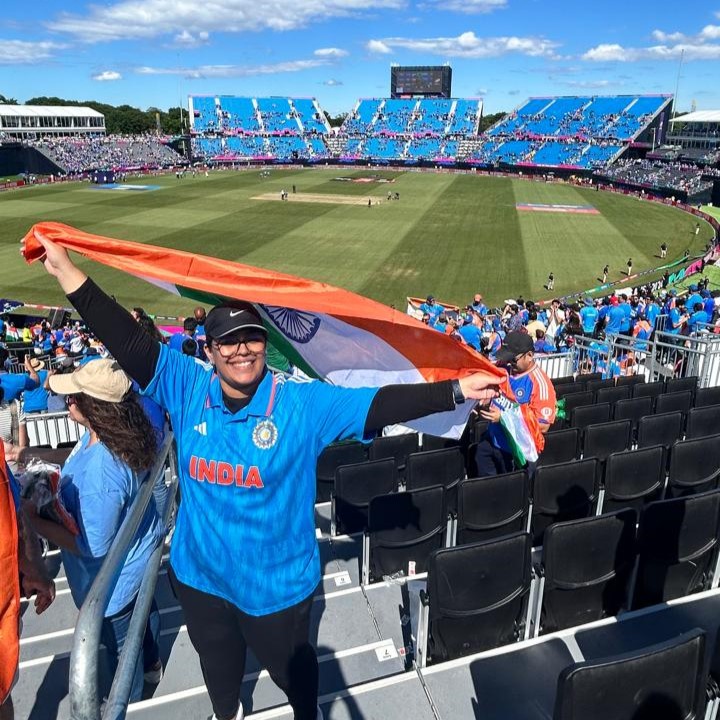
[644,295,660,330]
[687,302,709,332]
[7,360,163,704]
[169,317,198,353]
[605,296,624,335]
[471,293,487,316]
[632,317,653,352]
[580,297,599,336]
[0,351,40,402]
[618,294,632,335]
[21,358,49,414]
[667,298,688,335]
[420,295,442,323]
[703,291,715,321]
[686,285,703,315]
[33,235,502,720]
[533,329,555,354]
[458,313,482,351]
[194,307,207,357]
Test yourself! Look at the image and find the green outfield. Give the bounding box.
[0,168,712,316]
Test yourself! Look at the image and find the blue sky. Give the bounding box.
[1,0,719,116]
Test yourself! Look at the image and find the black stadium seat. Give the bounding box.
[316,441,366,502]
[406,447,465,512]
[594,385,631,406]
[686,405,720,440]
[570,403,611,431]
[369,433,419,478]
[553,629,707,720]
[695,386,720,408]
[582,420,631,462]
[633,380,664,405]
[631,489,720,609]
[601,446,666,514]
[666,435,720,498]
[612,395,653,429]
[637,411,684,450]
[538,427,580,466]
[456,472,531,545]
[655,389,693,416]
[665,375,699,400]
[332,459,397,536]
[537,509,637,635]
[419,532,534,664]
[363,485,448,584]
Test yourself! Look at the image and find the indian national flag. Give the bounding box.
[24,222,510,438]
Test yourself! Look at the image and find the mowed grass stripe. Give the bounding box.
[359,174,526,305]
[238,171,448,294]
[513,181,637,300]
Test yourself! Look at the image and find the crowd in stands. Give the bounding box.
[23,135,182,174]
[419,278,720,365]
[601,158,720,197]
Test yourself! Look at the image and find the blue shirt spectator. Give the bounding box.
[619,300,631,333]
[580,302,599,334]
[458,322,482,350]
[606,305,624,335]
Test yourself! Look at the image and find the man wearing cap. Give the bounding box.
[21,358,49,414]
[474,331,556,477]
[420,295,442,324]
[686,285,703,315]
[605,296,624,336]
[32,236,502,720]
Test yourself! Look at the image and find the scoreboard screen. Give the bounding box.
[391,66,452,98]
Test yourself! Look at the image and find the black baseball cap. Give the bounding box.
[495,331,534,365]
[204,301,267,340]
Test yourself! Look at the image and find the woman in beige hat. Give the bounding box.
[5,359,164,703]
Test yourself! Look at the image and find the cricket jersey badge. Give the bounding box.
[253,418,278,450]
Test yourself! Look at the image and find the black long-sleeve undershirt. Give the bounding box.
[66,278,457,433]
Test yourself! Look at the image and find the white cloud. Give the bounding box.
[137,58,327,78]
[366,31,560,59]
[366,39,392,54]
[48,0,404,42]
[585,22,720,62]
[173,29,210,47]
[322,78,343,85]
[421,0,506,14]
[0,39,65,64]
[475,87,488,95]
[314,47,348,58]
[562,79,613,89]
[92,70,122,81]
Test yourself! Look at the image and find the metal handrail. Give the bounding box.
[69,432,177,720]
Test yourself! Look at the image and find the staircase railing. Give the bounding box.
[69,432,178,720]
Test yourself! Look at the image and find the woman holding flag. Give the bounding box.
[27,233,502,720]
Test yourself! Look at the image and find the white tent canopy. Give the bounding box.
[670,110,720,124]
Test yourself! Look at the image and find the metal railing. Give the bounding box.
[25,410,84,448]
[69,432,178,720]
[533,351,574,379]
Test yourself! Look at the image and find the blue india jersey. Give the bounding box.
[143,344,378,616]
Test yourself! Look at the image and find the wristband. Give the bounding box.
[451,379,465,405]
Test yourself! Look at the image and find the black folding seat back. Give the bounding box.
[695,387,720,408]
[632,489,720,609]
[421,434,461,452]
[595,385,631,406]
[316,441,367,502]
[555,383,581,400]
[426,532,533,661]
[612,396,653,426]
[586,379,615,395]
[666,435,720,498]
[369,433,419,474]
[582,420,631,462]
[539,509,637,634]
[633,380,664,402]
[552,375,576,387]
[562,391,594,414]
[665,375,699,399]
[579,372,603,383]
[615,375,645,388]
[538,427,580,466]
[406,447,465,512]
[655,389,693,416]
[471,419,490,444]
[602,446,666,514]
[456,472,530,545]
[686,405,720,440]
[531,458,599,547]
[637,411,684,450]
[333,459,397,535]
[366,485,447,582]
[553,628,706,720]
[569,403,611,430]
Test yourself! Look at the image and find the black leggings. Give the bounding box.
[168,567,318,720]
